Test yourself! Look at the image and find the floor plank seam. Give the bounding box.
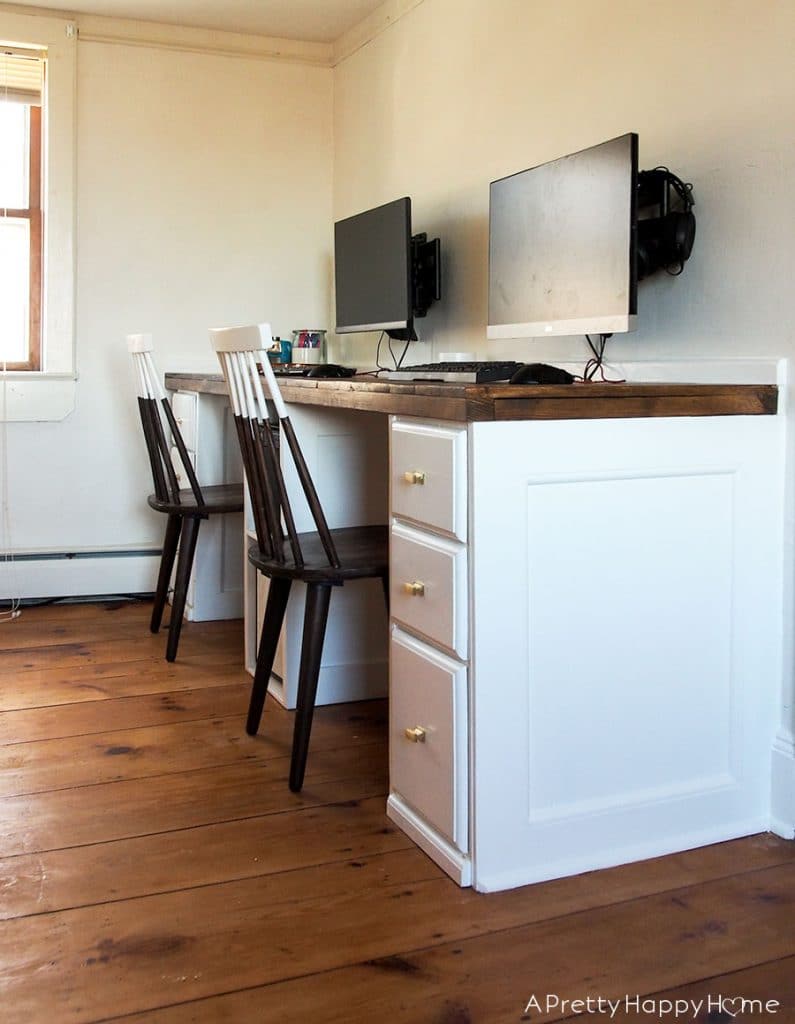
[0,710,249,746]
[0,783,391,858]
[0,740,386,801]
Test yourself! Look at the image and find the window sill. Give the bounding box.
[0,373,77,421]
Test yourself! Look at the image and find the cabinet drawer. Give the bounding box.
[390,521,467,659]
[172,391,198,451]
[390,628,468,849]
[391,419,467,541]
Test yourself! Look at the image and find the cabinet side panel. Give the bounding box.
[470,416,781,892]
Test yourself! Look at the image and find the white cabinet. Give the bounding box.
[387,411,782,894]
[166,375,784,893]
[387,418,471,885]
[167,389,243,622]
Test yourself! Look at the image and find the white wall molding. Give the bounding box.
[0,375,76,421]
[75,14,332,64]
[1,0,426,66]
[332,0,425,65]
[0,548,159,599]
[0,4,331,64]
[585,356,784,386]
[771,731,795,839]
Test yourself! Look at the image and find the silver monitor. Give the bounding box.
[488,133,638,340]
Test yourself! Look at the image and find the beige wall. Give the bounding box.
[332,0,795,369]
[7,33,333,554]
[331,0,795,770]
[5,0,794,571]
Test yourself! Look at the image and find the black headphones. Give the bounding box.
[636,168,696,281]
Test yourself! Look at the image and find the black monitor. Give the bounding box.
[487,133,638,339]
[334,197,440,341]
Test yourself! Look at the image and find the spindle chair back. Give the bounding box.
[210,323,388,791]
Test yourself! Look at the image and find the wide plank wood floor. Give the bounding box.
[0,601,793,1023]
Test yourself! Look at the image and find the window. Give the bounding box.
[0,12,75,421]
[0,51,44,370]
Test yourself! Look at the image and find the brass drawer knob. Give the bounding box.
[404,726,426,743]
[402,581,425,597]
[403,470,426,485]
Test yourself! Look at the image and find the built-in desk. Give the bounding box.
[165,372,777,421]
[166,371,783,891]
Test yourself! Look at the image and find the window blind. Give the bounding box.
[0,49,45,105]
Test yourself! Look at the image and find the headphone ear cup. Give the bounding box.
[637,215,664,280]
[637,211,696,279]
[666,210,696,263]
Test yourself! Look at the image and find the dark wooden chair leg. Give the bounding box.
[289,583,332,792]
[166,516,201,662]
[150,513,182,634]
[380,572,390,613]
[247,576,292,735]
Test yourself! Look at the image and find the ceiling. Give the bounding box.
[8,0,388,42]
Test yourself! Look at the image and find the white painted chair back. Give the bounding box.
[210,323,339,568]
[127,333,203,505]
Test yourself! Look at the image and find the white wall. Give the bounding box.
[332,0,795,369]
[4,30,333,561]
[331,0,795,828]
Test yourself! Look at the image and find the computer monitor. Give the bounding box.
[335,197,412,336]
[487,133,638,339]
[334,197,440,341]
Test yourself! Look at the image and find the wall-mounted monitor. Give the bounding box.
[334,197,440,341]
[488,133,638,339]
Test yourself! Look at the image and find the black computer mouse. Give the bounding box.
[509,362,575,385]
[305,363,356,379]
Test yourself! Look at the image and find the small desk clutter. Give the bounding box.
[165,369,781,892]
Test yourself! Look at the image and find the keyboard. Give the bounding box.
[272,366,311,377]
[383,360,523,383]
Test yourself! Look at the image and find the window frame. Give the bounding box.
[0,11,76,421]
[1,100,43,370]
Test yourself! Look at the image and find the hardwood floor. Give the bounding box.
[0,601,793,1023]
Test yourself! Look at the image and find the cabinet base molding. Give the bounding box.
[470,817,770,894]
[387,794,471,887]
[771,733,795,840]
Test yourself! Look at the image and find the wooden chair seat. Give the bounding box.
[148,483,243,518]
[247,525,388,583]
[211,323,389,792]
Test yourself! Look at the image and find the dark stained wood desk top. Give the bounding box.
[164,372,778,423]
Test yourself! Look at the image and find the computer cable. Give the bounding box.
[582,333,625,383]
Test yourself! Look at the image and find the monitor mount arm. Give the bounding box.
[387,233,441,341]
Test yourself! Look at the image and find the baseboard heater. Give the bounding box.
[0,548,161,600]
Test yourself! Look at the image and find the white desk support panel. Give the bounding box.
[163,373,786,892]
[166,388,244,622]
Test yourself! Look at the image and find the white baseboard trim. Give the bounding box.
[472,817,771,894]
[0,551,159,600]
[387,793,472,887]
[771,732,795,840]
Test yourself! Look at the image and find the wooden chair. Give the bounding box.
[210,323,388,792]
[128,334,243,662]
